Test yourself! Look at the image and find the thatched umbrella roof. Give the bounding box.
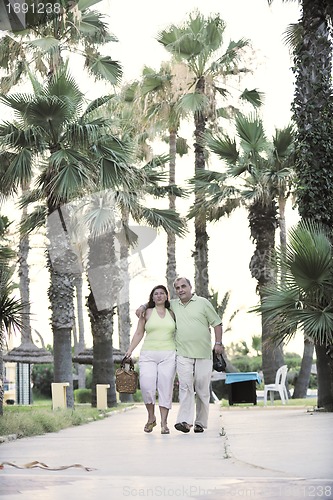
[3,340,53,364]
[72,347,129,365]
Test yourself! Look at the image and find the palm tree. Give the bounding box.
[193,114,296,383]
[0,216,25,416]
[157,11,262,297]
[0,69,130,407]
[256,219,333,409]
[268,0,333,409]
[71,172,187,406]
[1,0,123,400]
[139,62,190,296]
[105,80,188,365]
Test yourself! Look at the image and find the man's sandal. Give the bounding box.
[194,424,204,433]
[144,420,157,433]
[174,422,191,433]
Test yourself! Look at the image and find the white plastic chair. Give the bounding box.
[263,365,289,405]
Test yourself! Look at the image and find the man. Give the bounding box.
[137,277,224,433]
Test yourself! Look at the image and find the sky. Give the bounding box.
[5,0,305,355]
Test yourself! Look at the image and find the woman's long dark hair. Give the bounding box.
[147,285,170,309]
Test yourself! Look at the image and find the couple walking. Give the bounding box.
[125,277,224,435]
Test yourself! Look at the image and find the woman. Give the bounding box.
[125,285,176,434]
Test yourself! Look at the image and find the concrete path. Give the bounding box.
[0,403,332,499]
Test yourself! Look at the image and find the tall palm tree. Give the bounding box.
[139,62,190,296]
[193,114,296,382]
[157,11,262,297]
[268,0,333,409]
[71,175,187,407]
[105,80,188,364]
[1,0,123,400]
[0,216,25,416]
[0,69,130,407]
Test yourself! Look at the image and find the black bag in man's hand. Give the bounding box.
[212,350,227,372]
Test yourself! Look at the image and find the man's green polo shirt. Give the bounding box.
[170,294,222,359]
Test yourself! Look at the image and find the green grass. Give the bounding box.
[0,403,133,439]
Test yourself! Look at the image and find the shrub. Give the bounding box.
[85,366,93,389]
[74,388,92,403]
[230,355,262,373]
[284,352,302,369]
[132,390,143,402]
[31,364,53,397]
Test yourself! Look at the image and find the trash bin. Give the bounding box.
[225,372,261,405]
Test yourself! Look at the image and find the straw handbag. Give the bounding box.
[115,357,138,394]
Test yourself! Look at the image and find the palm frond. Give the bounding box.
[83,95,114,116]
[240,88,264,108]
[85,54,122,85]
[207,133,239,164]
[177,92,208,114]
[214,38,249,70]
[235,113,267,153]
[28,37,61,52]
[46,151,92,202]
[4,148,33,188]
[20,205,48,235]
[138,207,187,236]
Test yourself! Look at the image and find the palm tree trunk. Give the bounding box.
[166,129,177,298]
[0,333,4,416]
[118,207,131,354]
[250,201,284,384]
[117,208,133,403]
[194,76,209,298]
[47,206,76,408]
[74,275,86,389]
[293,337,314,399]
[316,344,333,411]
[18,204,32,344]
[88,291,117,407]
[87,232,118,408]
[278,195,287,278]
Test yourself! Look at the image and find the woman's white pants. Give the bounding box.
[139,350,176,409]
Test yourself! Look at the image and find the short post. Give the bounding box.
[51,382,70,410]
[96,384,110,410]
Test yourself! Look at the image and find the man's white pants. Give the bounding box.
[176,355,212,428]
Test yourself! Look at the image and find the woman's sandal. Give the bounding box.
[144,420,157,433]
[161,425,170,435]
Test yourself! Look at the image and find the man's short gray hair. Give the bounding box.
[173,277,192,288]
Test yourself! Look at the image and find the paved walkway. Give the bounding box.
[0,403,332,499]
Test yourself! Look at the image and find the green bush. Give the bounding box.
[31,364,53,397]
[284,352,303,369]
[231,355,262,373]
[74,388,92,403]
[85,366,93,389]
[132,390,143,402]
